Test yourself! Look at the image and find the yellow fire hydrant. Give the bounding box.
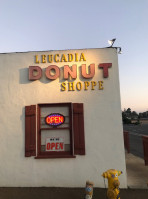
[85,180,94,199]
[102,169,122,199]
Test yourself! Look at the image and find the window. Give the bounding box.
[25,103,85,158]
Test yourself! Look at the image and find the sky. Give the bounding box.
[0,0,147,113]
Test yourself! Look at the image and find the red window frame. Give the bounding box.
[36,103,75,159]
[25,102,85,158]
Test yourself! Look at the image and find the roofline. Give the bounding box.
[0,47,119,55]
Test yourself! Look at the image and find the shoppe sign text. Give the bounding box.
[28,52,112,91]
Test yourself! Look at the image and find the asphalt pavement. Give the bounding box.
[124,123,148,136]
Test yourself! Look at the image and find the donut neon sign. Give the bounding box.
[45,113,65,127]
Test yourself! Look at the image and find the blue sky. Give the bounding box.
[0,0,147,113]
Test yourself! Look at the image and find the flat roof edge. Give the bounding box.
[0,47,118,55]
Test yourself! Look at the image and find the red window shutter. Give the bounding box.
[25,105,36,157]
[73,103,85,155]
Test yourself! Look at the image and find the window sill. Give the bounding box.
[35,155,76,159]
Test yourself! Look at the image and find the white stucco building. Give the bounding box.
[0,48,127,188]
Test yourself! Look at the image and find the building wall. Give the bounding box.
[0,48,127,187]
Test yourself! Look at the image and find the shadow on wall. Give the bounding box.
[19,68,31,84]
[19,68,53,84]
[19,65,96,85]
[19,65,95,85]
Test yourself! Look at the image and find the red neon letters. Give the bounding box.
[45,113,65,126]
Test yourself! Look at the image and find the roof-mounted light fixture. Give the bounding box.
[107,38,122,54]
[117,47,122,54]
[108,38,116,47]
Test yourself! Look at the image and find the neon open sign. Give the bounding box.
[45,113,65,127]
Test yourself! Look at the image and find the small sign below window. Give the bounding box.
[45,113,65,127]
[46,137,64,152]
